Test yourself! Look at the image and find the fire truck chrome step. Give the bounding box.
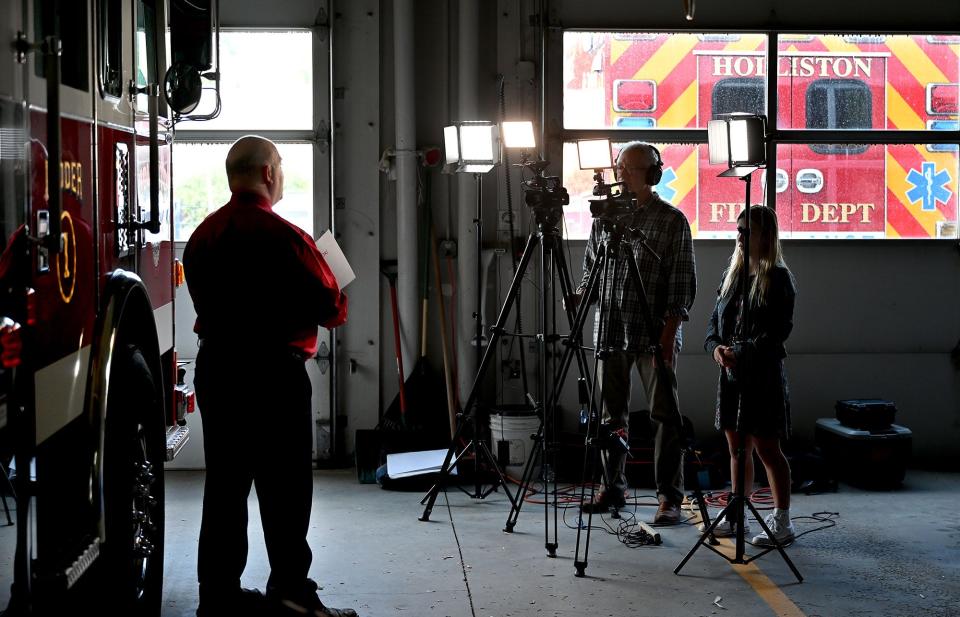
[165,425,190,462]
[64,538,100,589]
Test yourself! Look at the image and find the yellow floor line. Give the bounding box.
[715,539,808,617]
[688,504,808,617]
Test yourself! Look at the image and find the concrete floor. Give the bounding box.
[155,469,960,617]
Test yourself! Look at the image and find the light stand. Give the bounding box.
[675,114,802,582]
[418,122,511,514]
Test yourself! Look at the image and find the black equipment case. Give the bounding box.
[835,399,897,430]
[815,418,911,488]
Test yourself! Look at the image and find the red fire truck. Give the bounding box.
[563,32,959,239]
[0,1,211,614]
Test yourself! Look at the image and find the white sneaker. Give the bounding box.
[698,514,749,537]
[752,513,796,546]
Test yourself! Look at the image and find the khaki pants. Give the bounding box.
[598,349,684,505]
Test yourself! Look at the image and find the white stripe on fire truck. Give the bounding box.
[34,345,91,445]
[154,302,173,354]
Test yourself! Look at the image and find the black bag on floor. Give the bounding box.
[835,399,896,431]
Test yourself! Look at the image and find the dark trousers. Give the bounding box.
[598,350,685,506]
[195,345,314,599]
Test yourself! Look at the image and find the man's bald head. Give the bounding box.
[225,135,284,204]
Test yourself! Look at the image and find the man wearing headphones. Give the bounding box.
[575,142,697,524]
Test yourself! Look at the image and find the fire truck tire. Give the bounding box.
[101,343,165,617]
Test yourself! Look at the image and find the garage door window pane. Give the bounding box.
[776,34,960,131]
[173,142,314,240]
[177,30,312,131]
[775,143,958,239]
[563,32,768,130]
[561,141,702,240]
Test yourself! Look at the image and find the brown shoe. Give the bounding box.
[580,490,627,513]
[268,579,359,617]
[653,501,682,525]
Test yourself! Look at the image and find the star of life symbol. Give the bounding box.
[655,167,678,203]
[905,162,953,212]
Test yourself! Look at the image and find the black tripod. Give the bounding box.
[419,203,591,527]
[497,209,594,559]
[568,213,683,577]
[674,172,803,583]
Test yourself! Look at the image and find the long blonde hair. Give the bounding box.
[719,205,789,306]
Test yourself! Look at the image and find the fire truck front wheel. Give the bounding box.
[101,342,166,617]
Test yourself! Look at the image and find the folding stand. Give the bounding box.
[674,170,803,583]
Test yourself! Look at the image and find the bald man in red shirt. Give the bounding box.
[185,136,354,617]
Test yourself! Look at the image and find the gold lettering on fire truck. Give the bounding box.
[57,211,77,304]
[801,203,876,224]
[709,203,746,224]
[712,56,872,79]
[42,160,84,201]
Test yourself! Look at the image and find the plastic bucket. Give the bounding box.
[489,406,540,479]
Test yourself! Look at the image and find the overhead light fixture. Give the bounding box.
[576,138,614,170]
[708,113,767,176]
[443,121,499,174]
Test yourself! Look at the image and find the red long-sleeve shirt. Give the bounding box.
[183,192,347,358]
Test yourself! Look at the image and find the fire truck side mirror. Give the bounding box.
[163,62,202,116]
[165,0,219,116]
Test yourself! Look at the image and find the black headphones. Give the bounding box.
[616,143,664,186]
[647,144,664,186]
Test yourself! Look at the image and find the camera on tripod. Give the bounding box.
[588,188,636,220]
[517,156,570,225]
[574,138,639,222]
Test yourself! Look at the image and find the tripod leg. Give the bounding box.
[549,243,605,409]
[503,422,544,532]
[674,500,740,574]
[538,234,559,558]
[475,438,517,505]
[745,499,804,583]
[420,234,543,520]
[419,420,474,520]
[574,249,615,578]
[500,234,601,537]
[459,233,540,416]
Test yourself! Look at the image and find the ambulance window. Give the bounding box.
[712,78,764,119]
[806,79,871,129]
[99,0,123,98]
[807,79,871,154]
[33,0,89,91]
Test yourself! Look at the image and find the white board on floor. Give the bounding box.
[386,449,458,479]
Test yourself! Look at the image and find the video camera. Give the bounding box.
[517,156,570,212]
[588,182,636,220]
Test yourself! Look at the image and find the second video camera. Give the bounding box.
[519,158,570,212]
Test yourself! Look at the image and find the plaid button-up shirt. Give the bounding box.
[577,192,697,352]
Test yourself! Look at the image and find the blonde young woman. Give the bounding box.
[703,205,797,546]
